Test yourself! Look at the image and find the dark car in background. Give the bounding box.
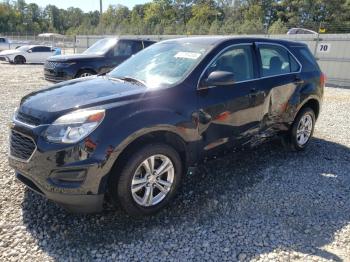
[9,37,324,216]
[44,38,155,82]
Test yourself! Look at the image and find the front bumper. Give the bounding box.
[0,56,11,62]
[16,172,103,213]
[8,119,111,213]
[44,67,74,83]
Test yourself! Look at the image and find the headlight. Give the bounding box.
[58,62,76,67]
[44,109,105,144]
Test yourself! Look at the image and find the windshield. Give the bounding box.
[108,41,210,88]
[17,46,30,51]
[83,38,117,55]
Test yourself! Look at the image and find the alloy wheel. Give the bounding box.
[296,113,313,146]
[131,154,175,207]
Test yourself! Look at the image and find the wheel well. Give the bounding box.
[108,131,188,181]
[75,69,96,78]
[14,55,25,62]
[300,99,320,119]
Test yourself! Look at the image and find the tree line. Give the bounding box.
[1,0,350,36]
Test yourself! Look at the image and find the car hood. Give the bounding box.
[48,53,104,62]
[0,50,21,56]
[19,76,147,123]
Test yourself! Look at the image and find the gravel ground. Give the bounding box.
[0,62,349,261]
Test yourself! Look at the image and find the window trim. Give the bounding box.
[197,43,255,90]
[197,42,303,90]
[255,42,302,78]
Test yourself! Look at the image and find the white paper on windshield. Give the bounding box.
[174,52,201,60]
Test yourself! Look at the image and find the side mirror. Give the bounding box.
[27,49,32,53]
[200,71,235,88]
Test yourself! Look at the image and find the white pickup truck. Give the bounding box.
[0,37,10,51]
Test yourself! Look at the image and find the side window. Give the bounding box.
[206,45,255,82]
[0,38,4,43]
[132,41,143,53]
[41,47,51,52]
[258,45,300,77]
[295,47,320,72]
[113,41,133,57]
[143,41,154,48]
[31,47,40,52]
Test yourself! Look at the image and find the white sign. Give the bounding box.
[317,43,331,53]
[174,52,201,59]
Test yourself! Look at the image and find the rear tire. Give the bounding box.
[14,55,26,64]
[284,107,315,151]
[109,143,183,217]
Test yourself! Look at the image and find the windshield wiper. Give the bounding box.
[119,76,147,87]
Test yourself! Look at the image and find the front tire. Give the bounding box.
[285,107,315,151]
[14,55,26,64]
[109,143,183,217]
[76,70,94,78]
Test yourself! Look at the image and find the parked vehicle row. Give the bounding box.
[8,36,324,217]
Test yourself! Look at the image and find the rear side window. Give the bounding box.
[294,46,320,72]
[143,41,154,48]
[32,46,50,52]
[258,44,300,77]
[132,41,143,53]
[0,38,5,43]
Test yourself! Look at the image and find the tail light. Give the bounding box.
[320,72,327,87]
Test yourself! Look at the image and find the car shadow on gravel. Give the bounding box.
[21,137,350,261]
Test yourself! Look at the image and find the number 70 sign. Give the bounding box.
[317,43,331,53]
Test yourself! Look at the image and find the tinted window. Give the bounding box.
[0,38,5,43]
[258,45,300,77]
[113,41,133,56]
[132,41,143,53]
[31,46,50,52]
[143,41,154,48]
[295,47,320,72]
[207,45,255,82]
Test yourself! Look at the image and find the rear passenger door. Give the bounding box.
[254,43,301,135]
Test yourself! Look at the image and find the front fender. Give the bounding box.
[96,107,199,178]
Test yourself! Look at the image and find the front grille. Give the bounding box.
[10,131,36,161]
[0,57,6,61]
[44,61,58,69]
[15,111,41,126]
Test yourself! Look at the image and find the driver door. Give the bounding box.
[196,43,263,158]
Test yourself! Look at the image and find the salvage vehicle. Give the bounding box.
[9,37,324,216]
[0,45,60,64]
[44,38,156,82]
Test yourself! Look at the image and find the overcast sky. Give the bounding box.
[25,0,150,12]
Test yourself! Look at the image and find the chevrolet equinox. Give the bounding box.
[9,37,324,216]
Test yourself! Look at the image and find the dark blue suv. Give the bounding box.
[44,38,155,82]
[10,37,324,216]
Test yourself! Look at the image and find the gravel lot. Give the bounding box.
[0,62,349,261]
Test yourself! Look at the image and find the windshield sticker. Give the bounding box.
[174,52,201,60]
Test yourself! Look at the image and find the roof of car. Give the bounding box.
[161,36,305,47]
